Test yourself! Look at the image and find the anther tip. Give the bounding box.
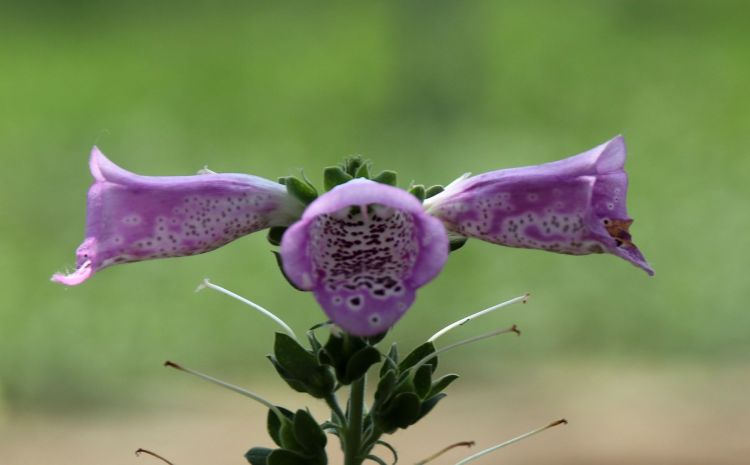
[522,293,531,303]
[164,360,181,369]
[511,324,521,336]
[195,278,211,293]
[549,419,568,427]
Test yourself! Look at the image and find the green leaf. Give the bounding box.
[267,226,287,246]
[245,447,273,465]
[427,373,459,398]
[323,166,353,191]
[408,184,425,202]
[275,334,317,377]
[344,346,381,383]
[279,420,303,451]
[399,342,437,372]
[293,409,327,452]
[285,176,318,205]
[267,356,311,394]
[268,448,317,465]
[375,440,398,465]
[372,170,397,186]
[365,455,388,465]
[269,334,335,398]
[425,185,444,198]
[413,364,433,399]
[387,392,422,429]
[267,407,295,447]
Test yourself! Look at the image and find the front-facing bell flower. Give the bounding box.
[424,136,654,275]
[280,179,449,336]
[52,147,305,285]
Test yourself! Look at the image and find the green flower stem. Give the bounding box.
[344,376,367,465]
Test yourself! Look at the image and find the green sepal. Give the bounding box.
[425,185,444,198]
[399,342,437,372]
[306,330,322,354]
[372,170,397,186]
[427,373,459,398]
[267,226,287,246]
[416,393,447,423]
[379,343,398,377]
[323,166,353,191]
[413,364,433,399]
[293,409,327,452]
[408,184,425,202]
[285,176,318,205]
[267,407,295,447]
[366,331,388,346]
[373,369,397,405]
[354,162,371,179]
[278,176,290,185]
[320,333,367,385]
[342,156,365,177]
[245,447,273,465]
[343,346,381,384]
[449,235,469,252]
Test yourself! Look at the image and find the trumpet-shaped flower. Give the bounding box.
[280,179,449,336]
[51,147,304,286]
[424,136,653,275]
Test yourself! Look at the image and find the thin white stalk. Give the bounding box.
[165,361,284,420]
[452,419,567,465]
[197,278,297,340]
[412,325,520,375]
[428,293,530,343]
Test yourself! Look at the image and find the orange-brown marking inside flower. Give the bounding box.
[604,219,634,247]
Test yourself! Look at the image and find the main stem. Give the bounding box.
[344,375,366,465]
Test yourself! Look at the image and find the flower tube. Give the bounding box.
[52,147,304,285]
[425,136,653,275]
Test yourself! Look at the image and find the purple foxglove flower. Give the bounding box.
[280,179,449,336]
[424,136,654,275]
[52,147,304,286]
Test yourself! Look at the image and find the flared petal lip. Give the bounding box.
[280,179,449,292]
[51,260,93,285]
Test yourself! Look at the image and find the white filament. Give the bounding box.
[453,419,567,465]
[428,294,529,343]
[412,325,519,376]
[196,278,297,340]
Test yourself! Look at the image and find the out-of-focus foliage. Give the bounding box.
[1,0,748,411]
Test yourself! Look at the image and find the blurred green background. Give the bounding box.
[1,0,748,447]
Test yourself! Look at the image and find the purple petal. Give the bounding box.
[426,136,654,275]
[52,147,304,285]
[280,179,449,336]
